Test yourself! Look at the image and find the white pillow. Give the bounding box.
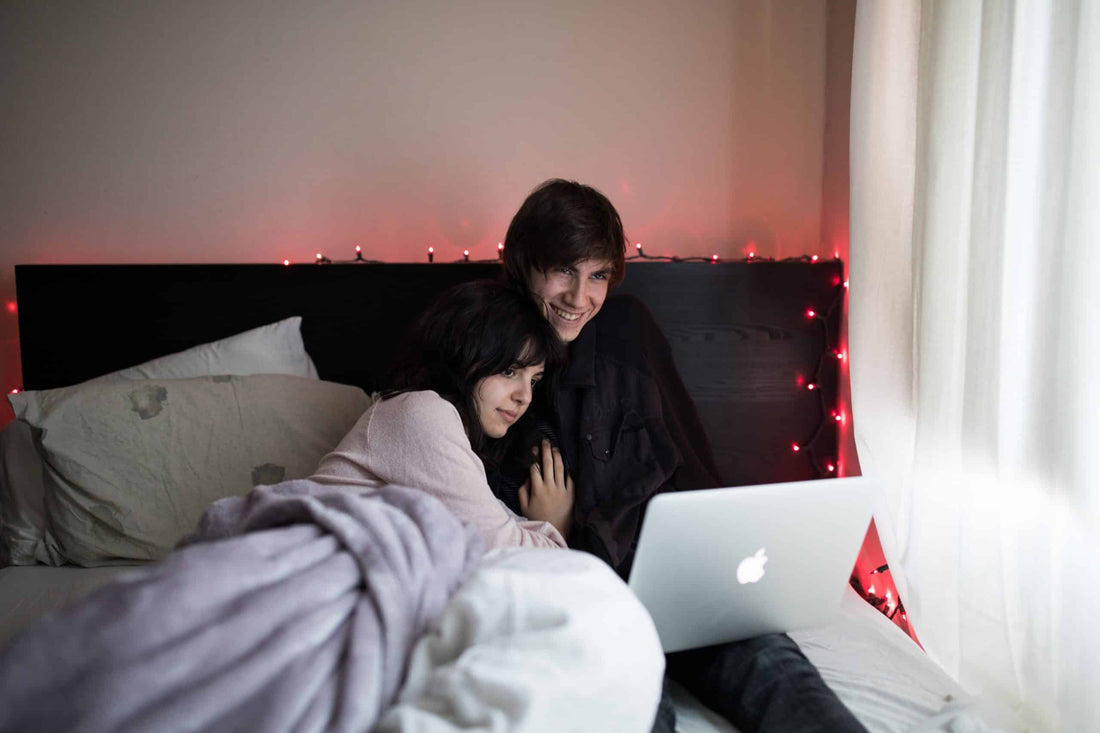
[100,316,319,382]
[378,548,665,732]
[10,374,372,567]
[1,317,320,566]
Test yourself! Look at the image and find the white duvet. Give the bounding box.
[379,548,666,732]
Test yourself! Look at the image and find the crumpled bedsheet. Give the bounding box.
[378,547,666,733]
[0,479,484,733]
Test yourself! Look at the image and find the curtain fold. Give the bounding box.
[849,1,1100,730]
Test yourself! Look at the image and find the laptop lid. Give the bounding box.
[627,477,874,653]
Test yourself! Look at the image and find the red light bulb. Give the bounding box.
[806,309,816,318]
[8,388,19,395]
[316,253,323,260]
[498,242,504,251]
[807,383,817,391]
[811,255,819,262]
[711,254,718,262]
[355,245,361,253]
[283,259,290,266]
[791,443,801,452]
[826,462,836,472]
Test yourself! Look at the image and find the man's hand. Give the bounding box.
[519,440,574,539]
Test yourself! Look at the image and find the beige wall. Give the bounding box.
[1,0,850,416]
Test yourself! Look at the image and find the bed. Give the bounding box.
[0,262,1002,732]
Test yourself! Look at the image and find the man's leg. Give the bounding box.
[666,634,867,733]
[649,675,678,733]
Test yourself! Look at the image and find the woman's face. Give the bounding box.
[474,362,546,438]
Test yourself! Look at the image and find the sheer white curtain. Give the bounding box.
[849,1,1100,730]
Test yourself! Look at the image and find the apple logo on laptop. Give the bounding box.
[736,548,768,584]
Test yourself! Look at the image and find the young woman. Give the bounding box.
[311,279,574,549]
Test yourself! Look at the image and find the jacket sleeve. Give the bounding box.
[366,392,567,551]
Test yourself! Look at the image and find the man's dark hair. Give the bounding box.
[386,279,566,463]
[503,179,627,288]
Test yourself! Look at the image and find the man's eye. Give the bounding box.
[557,266,574,276]
[591,272,608,281]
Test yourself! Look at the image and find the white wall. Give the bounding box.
[0,0,840,416]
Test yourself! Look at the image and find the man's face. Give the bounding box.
[528,259,613,343]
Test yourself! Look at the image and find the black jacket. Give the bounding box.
[555,295,722,578]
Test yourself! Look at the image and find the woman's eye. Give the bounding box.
[501,368,516,378]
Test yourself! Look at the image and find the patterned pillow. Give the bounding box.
[9,375,371,566]
[1,317,319,566]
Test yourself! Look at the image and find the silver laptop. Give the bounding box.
[627,477,874,653]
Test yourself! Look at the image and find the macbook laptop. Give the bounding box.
[627,476,875,653]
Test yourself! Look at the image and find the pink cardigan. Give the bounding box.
[312,390,566,551]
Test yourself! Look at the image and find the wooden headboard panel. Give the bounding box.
[15,262,844,487]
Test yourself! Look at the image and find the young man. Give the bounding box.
[495,179,867,733]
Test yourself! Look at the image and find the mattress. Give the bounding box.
[0,565,1000,732]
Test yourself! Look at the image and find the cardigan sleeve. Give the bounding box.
[320,391,566,551]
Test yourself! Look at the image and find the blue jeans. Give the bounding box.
[652,633,867,732]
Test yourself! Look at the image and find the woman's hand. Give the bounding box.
[519,440,574,540]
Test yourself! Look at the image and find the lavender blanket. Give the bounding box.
[0,480,484,733]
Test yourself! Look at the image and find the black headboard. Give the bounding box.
[15,262,843,487]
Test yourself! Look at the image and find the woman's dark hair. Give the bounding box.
[503,179,627,288]
[386,279,566,468]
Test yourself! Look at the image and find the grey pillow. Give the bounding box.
[0,421,51,565]
[1,316,320,566]
[9,375,371,567]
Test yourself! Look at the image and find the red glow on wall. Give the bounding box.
[5,301,15,314]
[851,520,921,646]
